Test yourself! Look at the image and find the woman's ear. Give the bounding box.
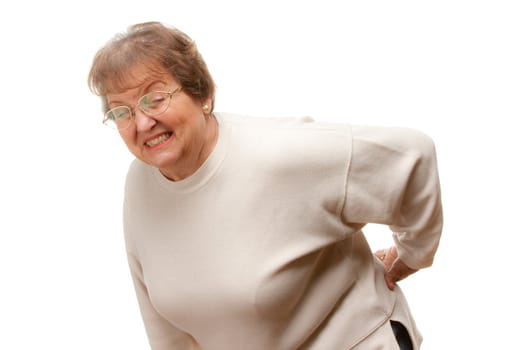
[202,97,213,115]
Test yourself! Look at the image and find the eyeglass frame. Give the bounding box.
[102,87,182,130]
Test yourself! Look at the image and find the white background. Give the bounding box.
[1,1,524,349]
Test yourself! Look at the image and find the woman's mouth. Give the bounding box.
[145,132,173,148]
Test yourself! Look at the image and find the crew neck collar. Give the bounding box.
[152,113,230,193]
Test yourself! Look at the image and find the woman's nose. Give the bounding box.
[133,109,157,132]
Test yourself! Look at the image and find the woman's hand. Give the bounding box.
[374,246,418,291]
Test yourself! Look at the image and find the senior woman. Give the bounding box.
[88,22,443,350]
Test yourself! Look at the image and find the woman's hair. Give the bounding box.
[88,21,215,112]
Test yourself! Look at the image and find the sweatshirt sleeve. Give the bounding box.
[126,249,197,350]
[122,162,196,349]
[342,125,443,269]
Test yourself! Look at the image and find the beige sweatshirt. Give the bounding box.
[123,113,443,349]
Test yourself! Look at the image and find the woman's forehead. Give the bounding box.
[106,70,174,103]
[107,63,172,94]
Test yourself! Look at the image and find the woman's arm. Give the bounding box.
[342,125,444,283]
[126,251,197,350]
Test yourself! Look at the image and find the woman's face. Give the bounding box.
[106,65,215,180]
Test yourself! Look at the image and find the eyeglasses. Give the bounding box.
[103,87,182,129]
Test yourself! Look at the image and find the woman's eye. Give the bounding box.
[109,108,129,120]
[142,94,166,108]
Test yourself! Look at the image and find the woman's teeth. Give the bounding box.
[146,133,171,147]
